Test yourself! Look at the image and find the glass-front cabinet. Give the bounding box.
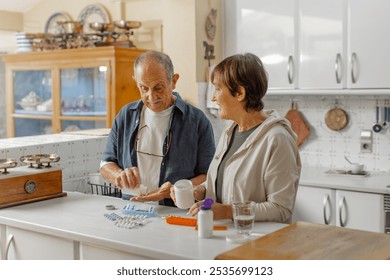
[3,46,144,137]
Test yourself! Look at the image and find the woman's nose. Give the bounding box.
[211,91,217,102]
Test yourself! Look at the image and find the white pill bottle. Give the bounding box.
[198,198,214,238]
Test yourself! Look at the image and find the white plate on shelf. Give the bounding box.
[45,11,73,34]
[77,3,111,34]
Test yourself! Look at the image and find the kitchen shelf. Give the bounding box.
[2,46,145,137]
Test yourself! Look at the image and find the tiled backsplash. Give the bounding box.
[198,83,390,173]
[0,133,107,192]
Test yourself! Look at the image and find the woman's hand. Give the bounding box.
[187,200,203,216]
[130,182,173,202]
[187,201,233,220]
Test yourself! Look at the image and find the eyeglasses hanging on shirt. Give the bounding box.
[135,124,172,158]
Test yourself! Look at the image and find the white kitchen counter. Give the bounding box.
[0,192,287,260]
[300,166,390,194]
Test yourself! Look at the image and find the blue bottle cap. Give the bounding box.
[200,198,214,210]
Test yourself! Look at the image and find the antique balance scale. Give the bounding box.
[0,154,66,209]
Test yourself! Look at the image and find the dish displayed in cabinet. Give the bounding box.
[77,3,111,34]
[16,91,43,111]
[44,11,73,34]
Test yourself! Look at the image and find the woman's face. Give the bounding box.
[134,61,179,112]
[212,75,241,120]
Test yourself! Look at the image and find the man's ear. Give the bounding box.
[172,73,180,89]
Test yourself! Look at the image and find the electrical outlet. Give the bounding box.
[360,129,373,153]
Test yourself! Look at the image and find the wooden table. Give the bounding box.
[215,221,390,260]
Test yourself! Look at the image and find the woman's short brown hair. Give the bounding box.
[211,53,268,112]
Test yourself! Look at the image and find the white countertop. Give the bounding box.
[0,192,286,260]
[300,166,390,194]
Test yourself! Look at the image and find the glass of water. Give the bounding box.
[232,201,255,237]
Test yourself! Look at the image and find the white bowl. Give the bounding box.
[19,104,37,111]
[350,163,365,174]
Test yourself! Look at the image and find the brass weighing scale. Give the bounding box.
[0,154,67,209]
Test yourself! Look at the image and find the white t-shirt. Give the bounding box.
[135,105,173,192]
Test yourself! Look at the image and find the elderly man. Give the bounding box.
[100,50,215,206]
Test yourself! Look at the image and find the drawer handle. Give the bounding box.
[4,234,14,260]
[338,196,347,227]
[287,55,294,84]
[351,52,358,84]
[335,53,342,84]
[323,194,331,225]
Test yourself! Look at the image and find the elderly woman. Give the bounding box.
[188,53,301,223]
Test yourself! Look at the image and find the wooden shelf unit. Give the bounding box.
[2,46,145,137]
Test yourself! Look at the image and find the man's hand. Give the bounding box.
[114,167,141,189]
[130,182,173,202]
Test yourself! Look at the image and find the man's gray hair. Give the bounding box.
[134,50,174,81]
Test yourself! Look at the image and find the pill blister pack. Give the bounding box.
[122,203,156,217]
[104,213,122,221]
[104,212,150,229]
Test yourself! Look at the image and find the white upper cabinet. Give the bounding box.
[299,0,344,89]
[224,0,390,92]
[347,0,390,88]
[224,0,297,89]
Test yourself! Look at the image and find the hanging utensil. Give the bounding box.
[387,99,390,126]
[373,100,383,133]
[325,100,348,131]
[344,156,354,165]
[383,99,389,130]
[285,100,310,147]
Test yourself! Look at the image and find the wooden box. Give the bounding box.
[0,166,66,208]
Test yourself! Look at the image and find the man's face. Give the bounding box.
[134,61,178,112]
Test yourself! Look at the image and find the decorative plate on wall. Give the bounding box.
[44,12,73,34]
[77,3,111,34]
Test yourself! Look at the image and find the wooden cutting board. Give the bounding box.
[285,102,310,147]
[325,107,348,131]
[215,221,390,260]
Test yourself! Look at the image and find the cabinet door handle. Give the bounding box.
[287,55,294,84]
[323,194,331,225]
[351,52,358,83]
[335,53,342,84]
[4,234,14,260]
[338,196,347,227]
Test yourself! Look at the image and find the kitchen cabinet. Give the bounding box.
[347,0,390,88]
[300,0,390,89]
[299,0,344,89]
[79,243,148,260]
[224,0,296,89]
[2,47,144,137]
[224,0,390,92]
[292,185,385,233]
[2,226,75,260]
[292,185,336,225]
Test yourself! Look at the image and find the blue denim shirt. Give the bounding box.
[101,92,216,206]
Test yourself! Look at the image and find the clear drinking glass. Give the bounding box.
[232,201,255,237]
